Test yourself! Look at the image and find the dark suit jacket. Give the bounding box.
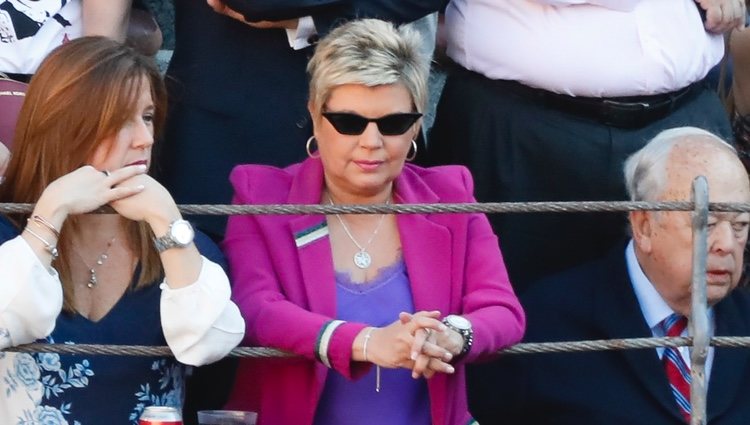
[159,0,445,237]
[472,246,750,425]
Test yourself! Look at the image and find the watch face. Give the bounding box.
[171,220,195,245]
[447,315,471,330]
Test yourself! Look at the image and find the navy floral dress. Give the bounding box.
[0,217,226,425]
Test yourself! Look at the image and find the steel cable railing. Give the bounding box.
[1,177,745,425]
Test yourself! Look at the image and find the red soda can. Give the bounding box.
[138,406,183,425]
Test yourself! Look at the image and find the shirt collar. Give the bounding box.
[625,240,714,333]
[625,240,676,330]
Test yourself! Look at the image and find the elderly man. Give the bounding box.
[479,127,750,424]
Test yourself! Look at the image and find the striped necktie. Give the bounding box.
[661,314,691,423]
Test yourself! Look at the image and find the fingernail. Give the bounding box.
[138,164,147,171]
[439,324,448,332]
[444,352,452,361]
[446,365,455,374]
[410,351,417,361]
[136,185,145,190]
[412,372,419,379]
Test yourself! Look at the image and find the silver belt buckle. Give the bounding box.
[601,99,651,111]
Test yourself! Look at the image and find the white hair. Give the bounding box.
[623,127,736,202]
[306,19,430,114]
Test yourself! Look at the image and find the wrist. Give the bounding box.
[442,315,473,361]
[353,326,376,362]
[153,218,194,253]
[32,194,69,232]
[147,209,181,237]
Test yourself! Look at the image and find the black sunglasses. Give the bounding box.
[322,112,422,136]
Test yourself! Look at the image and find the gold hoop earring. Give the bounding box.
[406,139,418,162]
[306,136,320,158]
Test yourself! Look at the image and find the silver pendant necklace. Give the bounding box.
[329,197,388,269]
[74,237,116,288]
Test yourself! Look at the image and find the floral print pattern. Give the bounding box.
[128,360,184,424]
[3,337,184,425]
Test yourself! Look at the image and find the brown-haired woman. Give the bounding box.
[0,37,244,424]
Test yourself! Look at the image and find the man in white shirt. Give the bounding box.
[427,0,746,295]
[477,127,750,424]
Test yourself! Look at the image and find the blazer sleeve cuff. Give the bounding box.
[314,320,369,379]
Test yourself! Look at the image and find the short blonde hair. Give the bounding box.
[307,19,430,113]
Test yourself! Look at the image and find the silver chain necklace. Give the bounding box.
[73,237,116,288]
[328,197,388,269]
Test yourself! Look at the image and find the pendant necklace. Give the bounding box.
[74,237,116,288]
[328,196,388,269]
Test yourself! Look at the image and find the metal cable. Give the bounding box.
[1,201,750,216]
[7,336,750,357]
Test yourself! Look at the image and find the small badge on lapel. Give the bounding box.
[294,221,329,248]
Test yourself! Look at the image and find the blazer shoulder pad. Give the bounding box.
[403,164,475,202]
[229,163,300,204]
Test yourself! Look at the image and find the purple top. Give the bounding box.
[313,258,431,425]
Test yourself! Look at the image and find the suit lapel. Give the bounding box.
[284,160,456,322]
[398,214,452,315]
[594,249,685,422]
[287,158,336,317]
[394,168,452,317]
[290,216,336,317]
[707,293,750,420]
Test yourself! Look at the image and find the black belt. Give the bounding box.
[457,66,705,129]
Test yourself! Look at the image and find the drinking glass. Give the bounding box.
[197,410,258,425]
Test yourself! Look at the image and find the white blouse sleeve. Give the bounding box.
[159,256,245,366]
[0,236,63,349]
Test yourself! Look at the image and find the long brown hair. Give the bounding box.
[0,37,167,312]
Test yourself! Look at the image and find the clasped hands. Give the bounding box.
[355,311,465,380]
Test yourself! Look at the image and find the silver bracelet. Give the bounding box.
[362,327,375,362]
[361,327,381,392]
[24,226,59,259]
[29,215,60,238]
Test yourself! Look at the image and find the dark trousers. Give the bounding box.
[426,68,732,424]
[428,68,732,293]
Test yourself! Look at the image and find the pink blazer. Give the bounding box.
[223,158,525,425]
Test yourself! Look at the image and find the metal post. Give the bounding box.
[690,176,709,425]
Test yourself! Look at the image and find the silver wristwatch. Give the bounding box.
[442,314,474,359]
[153,219,194,252]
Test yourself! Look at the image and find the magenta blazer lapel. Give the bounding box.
[394,166,453,317]
[286,159,454,318]
[287,159,337,318]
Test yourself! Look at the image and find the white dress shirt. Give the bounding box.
[625,240,715,382]
[445,0,723,96]
[285,16,317,50]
